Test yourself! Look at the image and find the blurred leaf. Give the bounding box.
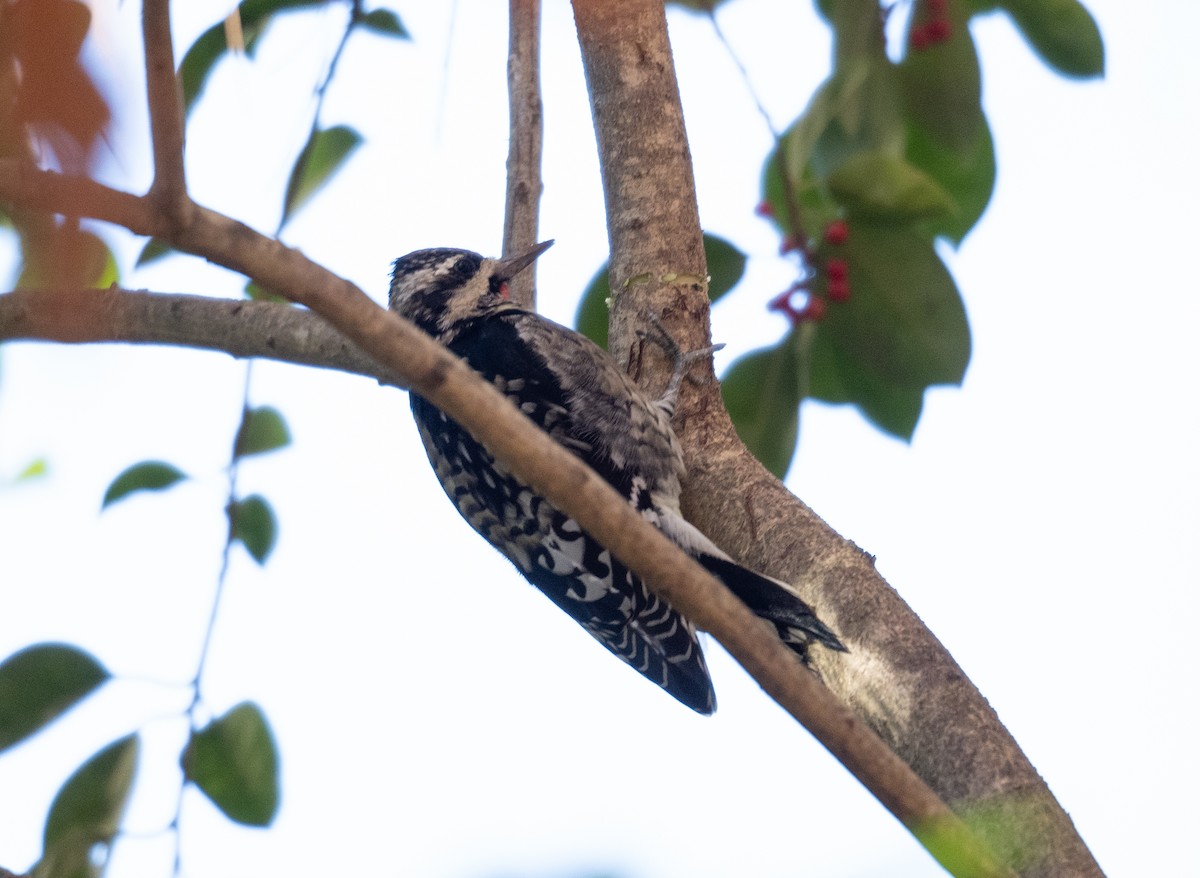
[668,0,730,12]
[575,268,611,350]
[809,222,970,439]
[178,23,228,114]
[17,457,49,482]
[904,109,995,244]
[575,233,746,350]
[900,0,984,152]
[6,0,111,166]
[244,280,288,303]
[183,702,280,826]
[992,0,1104,78]
[234,406,291,459]
[0,644,109,752]
[179,0,332,114]
[703,234,747,304]
[230,495,277,564]
[101,461,187,509]
[17,227,117,289]
[355,8,409,38]
[828,151,957,222]
[39,734,139,878]
[894,1,993,242]
[281,125,363,227]
[134,237,176,268]
[721,338,804,478]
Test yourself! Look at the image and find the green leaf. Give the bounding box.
[281,125,364,227]
[0,644,110,752]
[230,495,277,564]
[101,461,187,509]
[668,0,730,12]
[243,280,288,303]
[703,234,747,305]
[356,8,409,38]
[721,337,803,478]
[234,406,292,459]
[575,268,611,350]
[134,237,176,267]
[904,110,996,244]
[899,0,984,153]
[898,5,993,242]
[994,0,1104,79]
[574,233,746,349]
[17,457,49,482]
[178,23,229,115]
[828,151,958,222]
[183,702,280,826]
[808,222,970,439]
[180,0,333,114]
[39,734,139,878]
[17,228,118,289]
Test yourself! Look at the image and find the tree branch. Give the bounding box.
[0,288,390,381]
[570,1,1101,876]
[3,282,1014,877]
[141,0,190,215]
[0,210,1012,878]
[0,160,161,234]
[502,0,544,308]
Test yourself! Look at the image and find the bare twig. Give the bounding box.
[0,159,161,233]
[502,0,544,308]
[0,288,388,380]
[141,0,189,217]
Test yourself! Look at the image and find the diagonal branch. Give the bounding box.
[0,169,1010,873]
[501,0,545,308]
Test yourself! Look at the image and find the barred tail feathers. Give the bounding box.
[696,554,847,656]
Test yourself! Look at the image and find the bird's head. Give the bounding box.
[389,241,553,342]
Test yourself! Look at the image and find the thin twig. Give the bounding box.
[502,0,544,308]
[141,0,189,216]
[707,11,779,138]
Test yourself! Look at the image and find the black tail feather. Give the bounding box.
[697,554,847,655]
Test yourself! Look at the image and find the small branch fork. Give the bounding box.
[0,2,1019,876]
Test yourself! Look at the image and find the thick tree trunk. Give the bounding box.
[570,1,1100,875]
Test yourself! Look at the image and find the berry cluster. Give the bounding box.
[909,0,952,52]
[765,219,851,325]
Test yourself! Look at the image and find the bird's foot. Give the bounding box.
[637,316,725,416]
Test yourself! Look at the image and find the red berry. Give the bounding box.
[824,220,849,246]
[755,200,775,218]
[827,277,851,303]
[928,0,947,13]
[801,297,827,322]
[909,24,932,51]
[767,289,795,314]
[928,17,952,42]
[768,283,824,326]
[826,258,848,281]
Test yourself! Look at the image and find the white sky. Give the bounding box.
[1,1,1198,877]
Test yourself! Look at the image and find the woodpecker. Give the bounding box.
[389,241,845,714]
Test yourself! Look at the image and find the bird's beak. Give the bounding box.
[497,240,554,279]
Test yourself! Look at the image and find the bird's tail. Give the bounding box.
[696,554,847,659]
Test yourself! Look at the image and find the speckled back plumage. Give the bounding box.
[389,244,844,714]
